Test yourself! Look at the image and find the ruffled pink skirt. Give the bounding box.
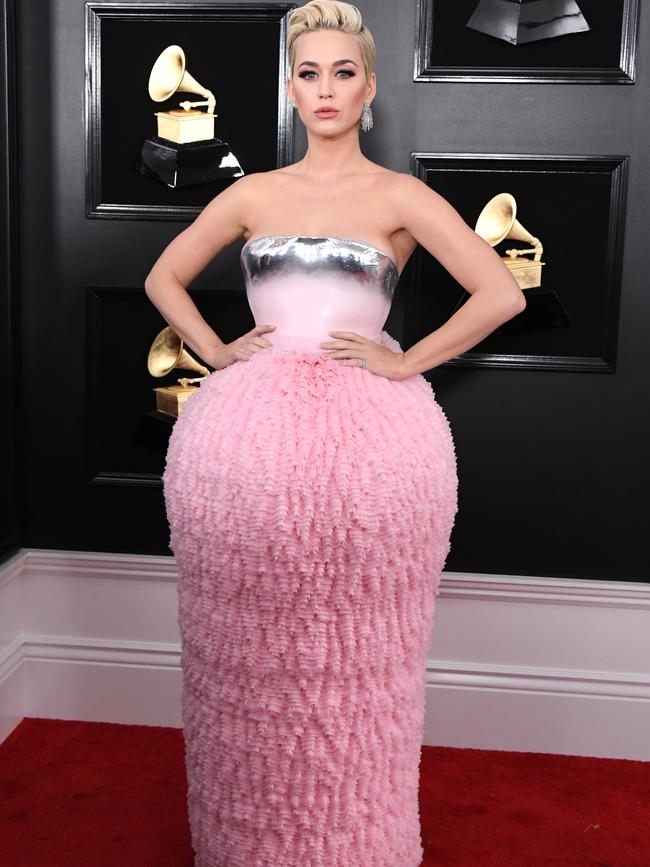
[163,330,458,867]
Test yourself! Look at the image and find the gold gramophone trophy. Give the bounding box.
[136,44,244,188]
[451,192,571,335]
[475,192,544,291]
[148,326,211,417]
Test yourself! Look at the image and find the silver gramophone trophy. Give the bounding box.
[466,0,590,45]
[136,44,244,189]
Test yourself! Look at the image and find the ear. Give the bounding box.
[287,76,294,101]
[366,71,376,103]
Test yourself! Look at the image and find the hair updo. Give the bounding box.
[287,1,376,80]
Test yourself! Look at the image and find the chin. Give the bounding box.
[308,120,356,136]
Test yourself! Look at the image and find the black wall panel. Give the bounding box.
[0,0,20,563]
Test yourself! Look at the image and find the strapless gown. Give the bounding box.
[162,235,458,867]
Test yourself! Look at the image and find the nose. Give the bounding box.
[318,74,334,99]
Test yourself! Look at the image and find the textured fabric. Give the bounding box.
[241,234,398,346]
[162,236,458,866]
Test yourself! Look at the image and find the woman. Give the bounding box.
[145,2,525,865]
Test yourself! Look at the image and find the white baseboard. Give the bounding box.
[1,549,649,759]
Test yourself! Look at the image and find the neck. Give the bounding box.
[293,125,369,178]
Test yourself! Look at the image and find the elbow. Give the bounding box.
[144,272,156,298]
[502,285,526,315]
[496,289,526,325]
[144,266,185,298]
[512,290,527,314]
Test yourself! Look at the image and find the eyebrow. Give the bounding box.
[298,59,359,68]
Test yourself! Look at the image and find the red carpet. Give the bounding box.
[0,717,648,866]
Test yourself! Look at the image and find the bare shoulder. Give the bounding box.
[206,171,269,208]
[244,165,298,187]
[367,169,426,215]
[383,171,446,206]
[196,170,279,240]
[211,169,287,204]
[382,172,467,238]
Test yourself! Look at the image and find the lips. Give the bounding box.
[315,109,339,118]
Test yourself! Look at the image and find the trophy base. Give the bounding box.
[153,384,200,417]
[136,137,244,189]
[452,285,572,335]
[503,257,545,291]
[466,0,590,45]
[500,286,573,335]
[155,109,216,144]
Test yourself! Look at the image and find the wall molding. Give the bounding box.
[1,549,649,759]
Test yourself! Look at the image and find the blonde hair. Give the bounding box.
[287,1,376,80]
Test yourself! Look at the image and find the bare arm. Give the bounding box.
[389,175,527,379]
[144,174,257,361]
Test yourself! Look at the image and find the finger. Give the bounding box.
[321,338,357,350]
[331,350,360,361]
[253,324,276,334]
[328,331,363,342]
[320,340,346,349]
[243,337,273,352]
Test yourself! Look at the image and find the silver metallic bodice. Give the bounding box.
[240,235,399,351]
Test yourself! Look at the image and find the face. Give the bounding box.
[287,29,376,134]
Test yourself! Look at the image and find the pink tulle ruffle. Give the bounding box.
[163,330,458,867]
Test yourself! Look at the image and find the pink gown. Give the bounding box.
[162,235,458,866]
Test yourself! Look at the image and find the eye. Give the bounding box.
[297,69,356,80]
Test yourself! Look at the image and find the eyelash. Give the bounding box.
[298,69,355,80]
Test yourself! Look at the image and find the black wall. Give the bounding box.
[2,0,648,580]
[0,0,20,561]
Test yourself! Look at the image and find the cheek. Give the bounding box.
[291,78,310,98]
[349,76,369,99]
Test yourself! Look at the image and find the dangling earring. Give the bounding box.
[361,101,374,132]
[288,99,297,109]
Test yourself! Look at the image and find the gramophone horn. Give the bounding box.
[475,192,543,261]
[147,326,210,378]
[148,45,215,111]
